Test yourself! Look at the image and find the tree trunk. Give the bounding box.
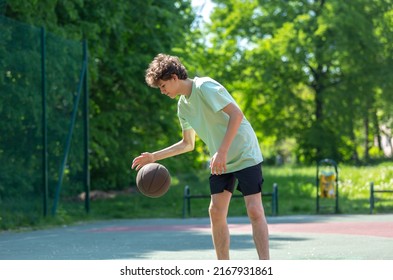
[348,105,360,164]
[364,113,370,162]
[372,109,382,152]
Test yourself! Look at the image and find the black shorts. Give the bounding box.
[209,163,264,196]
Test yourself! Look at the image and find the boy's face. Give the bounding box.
[158,75,179,99]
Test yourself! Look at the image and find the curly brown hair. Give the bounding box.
[145,54,188,88]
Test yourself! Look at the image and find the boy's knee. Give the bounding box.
[246,204,264,222]
[209,204,226,221]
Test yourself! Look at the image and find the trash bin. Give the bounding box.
[319,171,336,198]
[316,159,339,213]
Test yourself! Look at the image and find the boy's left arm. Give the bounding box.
[210,103,243,175]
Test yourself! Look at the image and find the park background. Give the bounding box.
[1,0,393,230]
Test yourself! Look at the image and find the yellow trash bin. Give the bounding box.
[319,171,336,198]
[316,159,339,213]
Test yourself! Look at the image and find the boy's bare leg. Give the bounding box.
[209,190,232,260]
[244,193,270,260]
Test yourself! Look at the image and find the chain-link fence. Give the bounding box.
[0,12,89,229]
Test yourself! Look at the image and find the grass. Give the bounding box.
[1,162,393,231]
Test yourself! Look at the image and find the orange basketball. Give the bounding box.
[136,163,171,198]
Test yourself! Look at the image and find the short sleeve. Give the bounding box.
[200,81,233,112]
[178,115,192,131]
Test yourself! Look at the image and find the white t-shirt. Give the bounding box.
[177,77,263,173]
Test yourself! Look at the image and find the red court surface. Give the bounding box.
[269,221,393,238]
[89,216,393,239]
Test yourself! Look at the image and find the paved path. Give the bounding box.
[0,214,392,260]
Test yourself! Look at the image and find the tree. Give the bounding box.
[202,0,393,163]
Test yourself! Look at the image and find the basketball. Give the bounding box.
[136,163,171,198]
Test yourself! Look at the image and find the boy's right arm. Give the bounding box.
[131,128,195,171]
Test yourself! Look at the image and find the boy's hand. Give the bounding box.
[210,151,227,175]
[131,152,155,171]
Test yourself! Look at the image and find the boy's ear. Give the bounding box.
[172,74,178,81]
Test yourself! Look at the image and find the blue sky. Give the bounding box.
[191,0,214,23]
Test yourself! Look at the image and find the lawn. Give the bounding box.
[57,162,393,221]
[1,162,393,231]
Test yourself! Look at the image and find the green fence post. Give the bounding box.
[83,39,90,214]
[41,26,48,217]
[370,181,374,214]
[272,183,278,216]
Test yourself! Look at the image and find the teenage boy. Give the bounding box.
[132,54,269,260]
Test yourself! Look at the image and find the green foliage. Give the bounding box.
[75,0,196,189]
[0,16,42,198]
[4,0,196,190]
[203,0,393,164]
